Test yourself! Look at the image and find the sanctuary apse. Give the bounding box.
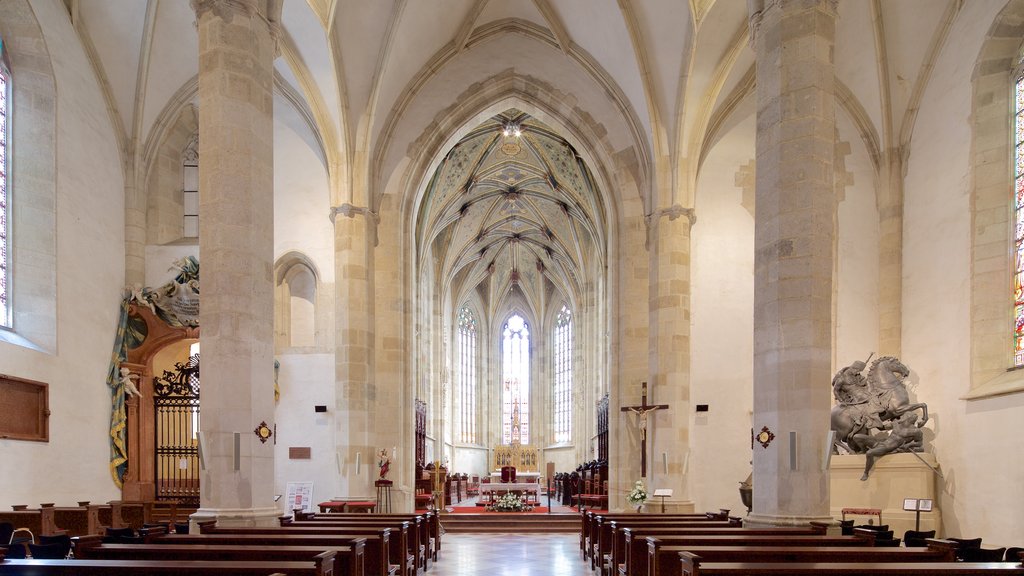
[0,0,1022,549]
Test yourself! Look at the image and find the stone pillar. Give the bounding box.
[125,176,146,287]
[647,205,695,511]
[332,204,375,498]
[747,0,837,526]
[191,0,277,527]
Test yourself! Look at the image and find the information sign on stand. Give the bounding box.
[902,498,933,530]
[286,481,314,514]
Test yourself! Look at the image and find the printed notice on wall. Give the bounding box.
[285,481,314,513]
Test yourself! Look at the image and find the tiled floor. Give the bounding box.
[430,532,592,575]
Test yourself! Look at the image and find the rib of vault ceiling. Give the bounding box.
[420,111,605,314]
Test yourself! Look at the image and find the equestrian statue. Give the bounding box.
[829,355,929,480]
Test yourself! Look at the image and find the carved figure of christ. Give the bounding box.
[620,382,669,478]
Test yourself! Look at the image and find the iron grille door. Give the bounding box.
[153,354,200,507]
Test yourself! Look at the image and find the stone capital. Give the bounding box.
[644,204,695,250]
[330,203,380,246]
[191,0,256,23]
[748,0,839,44]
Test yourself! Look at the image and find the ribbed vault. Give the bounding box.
[418,110,606,315]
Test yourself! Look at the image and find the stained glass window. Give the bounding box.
[501,314,530,444]
[1015,73,1024,366]
[553,305,572,443]
[0,39,10,328]
[457,305,477,444]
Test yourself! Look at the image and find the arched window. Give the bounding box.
[553,305,572,443]
[182,133,199,239]
[1013,58,1024,365]
[0,37,10,327]
[457,305,477,443]
[501,314,530,444]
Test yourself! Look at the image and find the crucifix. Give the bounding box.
[620,381,670,478]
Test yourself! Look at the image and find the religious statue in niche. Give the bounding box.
[829,355,930,479]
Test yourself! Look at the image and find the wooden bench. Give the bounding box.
[599,522,824,575]
[52,505,103,537]
[258,519,415,576]
[582,512,730,561]
[0,507,59,537]
[292,510,441,562]
[597,519,745,572]
[72,535,364,576]
[0,558,328,575]
[644,543,954,576]
[678,555,1024,576]
[160,529,397,576]
[284,514,429,572]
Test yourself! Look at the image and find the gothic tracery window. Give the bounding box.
[0,38,10,328]
[501,314,530,444]
[553,305,572,443]
[182,133,199,239]
[457,305,477,443]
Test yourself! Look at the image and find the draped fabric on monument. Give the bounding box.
[106,298,131,487]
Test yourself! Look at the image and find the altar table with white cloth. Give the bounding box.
[488,471,541,481]
[479,482,542,502]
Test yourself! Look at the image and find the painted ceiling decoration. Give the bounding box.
[419,110,605,314]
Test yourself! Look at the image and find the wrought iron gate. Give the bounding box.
[153,354,200,506]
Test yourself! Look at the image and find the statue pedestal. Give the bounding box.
[830,453,941,538]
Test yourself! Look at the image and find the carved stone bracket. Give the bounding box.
[643,204,696,250]
[330,203,381,247]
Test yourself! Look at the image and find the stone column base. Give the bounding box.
[190,506,282,531]
[744,512,839,531]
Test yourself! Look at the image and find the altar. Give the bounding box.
[480,481,542,502]
[489,471,540,481]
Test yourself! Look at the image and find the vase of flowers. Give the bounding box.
[488,491,533,512]
[626,479,648,512]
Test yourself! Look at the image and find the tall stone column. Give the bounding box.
[747,0,837,526]
[192,0,277,527]
[645,205,694,511]
[332,204,375,498]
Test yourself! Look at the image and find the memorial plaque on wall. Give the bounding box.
[0,374,49,442]
[289,447,312,459]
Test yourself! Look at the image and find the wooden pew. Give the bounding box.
[276,520,416,576]
[294,510,441,562]
[52,505,102,537]
[201,520,414,576]
[645,543,953,576]
[582,512,729,562]
[158,530,397,576]
[600,522,822,575]
[0,507,59,537]
[596,519,744,572]
[107,500,151,531]
[283,514,429,572]
[678,553,1024,576]
[0,557,331,575]
[72,534,364,576]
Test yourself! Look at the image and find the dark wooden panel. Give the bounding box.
[290,446,312,459]
[0,374,49,442]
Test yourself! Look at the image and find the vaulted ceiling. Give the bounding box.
[418,110,605,315]
[68,0,968,212]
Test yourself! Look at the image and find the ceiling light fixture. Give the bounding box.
[502,121,522,138]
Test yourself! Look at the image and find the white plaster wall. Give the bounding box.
[901,0,1022,545]
[690,112,756,514]
[273,93,334,285]
[273,353,340,507]
[835,110,880,366]
[0,0,125,508]
[145,245,199,289]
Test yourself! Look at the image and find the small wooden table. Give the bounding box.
[842,507,882,524]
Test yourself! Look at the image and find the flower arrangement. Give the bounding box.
[626,480,648,509]
[488,491,533,512]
